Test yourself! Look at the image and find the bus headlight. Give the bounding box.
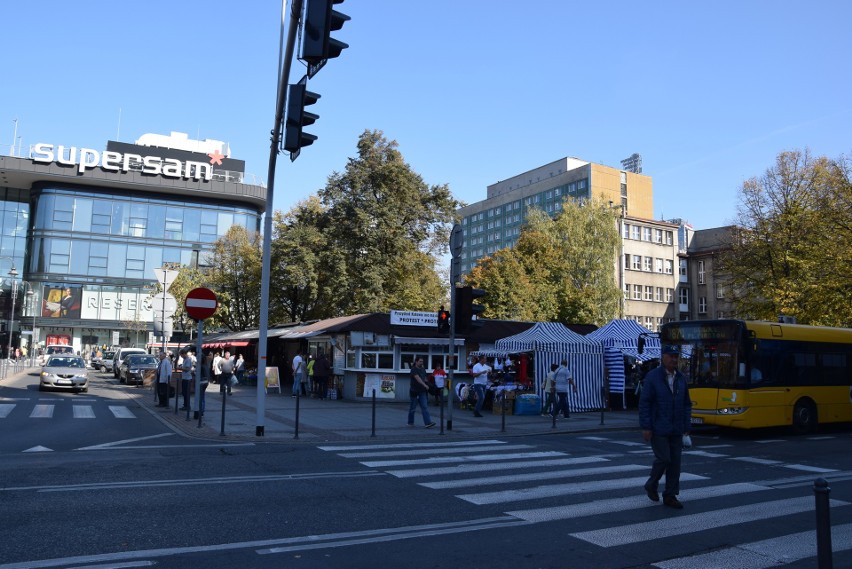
[717,407,747,415]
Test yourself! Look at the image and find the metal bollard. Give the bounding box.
[293,390,300,439]
[220,386,227,436]
[501,396,506,433]
[439,393,445,435]
[371,389,376,438]
[551,386,557,429]
[814,477,833,569]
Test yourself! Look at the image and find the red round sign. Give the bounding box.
[184,287,218,320]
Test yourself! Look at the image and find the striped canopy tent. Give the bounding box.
[586,320,661,404]
[494,322,605,412]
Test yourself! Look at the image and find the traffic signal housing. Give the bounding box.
[284,76,320,158]
[302,0,350,66]
[437,308,450,334]
[454,286,486,334]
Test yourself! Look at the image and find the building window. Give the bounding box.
[698,260,706,284]
[679,259,687,277]
[665,231,673,245]
[644,286,653,301]
[678,287,689,305]
[624,254,630,270]
[698,296,707,314]
[622,223,629,239]
[643,257,653,272]
[624,283,630,299]
[664,259,673,274]
[631,255,642,270]
[655,287,663,302]
[633,284,642,300]
[654,229,663,243]
[642,227,652,241]
[666,288,674,302]
[630,225,640,240]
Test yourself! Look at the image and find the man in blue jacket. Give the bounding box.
[639,344,692,509]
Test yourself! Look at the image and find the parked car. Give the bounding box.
[93,351,115,372]
[40,355,88,392]
[112,348,147,378]
[119,353,159,385]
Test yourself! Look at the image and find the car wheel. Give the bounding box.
[792,399,817,434]
[101,365,107,373]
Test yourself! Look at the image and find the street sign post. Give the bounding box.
[184,288,218,321]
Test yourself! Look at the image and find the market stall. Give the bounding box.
[585,319,660,408]
[493,322,606,413]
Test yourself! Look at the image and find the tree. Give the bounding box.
[205,225,262,331]
[318,130,460,314]
[722,149,852,326]
[465,197,622,325]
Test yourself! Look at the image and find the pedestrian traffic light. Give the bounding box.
[284,75,320,158]
[302,0,350,67]
[454,286,486,334]
[437,308,450,334]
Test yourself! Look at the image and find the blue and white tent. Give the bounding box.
[586,319,661,405]
[494,322,605,412]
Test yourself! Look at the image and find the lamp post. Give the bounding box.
[5,266,18,374]
[25,283,37,367]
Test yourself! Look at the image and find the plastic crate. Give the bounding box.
[514,394,541,416]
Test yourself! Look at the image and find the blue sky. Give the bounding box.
[2,1,850,230]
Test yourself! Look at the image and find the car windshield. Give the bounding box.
[46,357,86,368]
[126,355,157,366]
[103,352,115,359]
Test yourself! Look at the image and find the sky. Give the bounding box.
[2,1,851,231]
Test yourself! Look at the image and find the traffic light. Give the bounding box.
[302,0,350,66]
[454,286,486,334]
[437,308,450,334]
[284,75,320,158]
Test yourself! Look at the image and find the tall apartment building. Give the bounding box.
[458,156,683,329]
[679,225,737,320]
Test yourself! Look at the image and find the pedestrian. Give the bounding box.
[307,354,315,397]
[291,351,304,398]
[541,363,558,416]
[220,351,234,396]
[212,350,223,385]
[234,354,245,385]
[639,344,692,509]
[312,351,331,400]
[431,363,447,406]
[155,350,172,408]
[552,359,577,420]
[408,357,436,428]
[197,350,210,419]
[471,354,491,417]
[180,349,194,410]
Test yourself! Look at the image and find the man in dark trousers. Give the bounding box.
[639,344,692,509]
[155,350,172,408]
[312,351,332,400]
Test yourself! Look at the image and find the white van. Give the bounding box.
[112,348,147,378]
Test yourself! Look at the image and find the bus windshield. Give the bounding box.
[661,321,747,388]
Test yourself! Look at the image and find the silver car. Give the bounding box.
[40,355,89,392]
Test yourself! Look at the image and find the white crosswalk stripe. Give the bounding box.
[318,435,850,567]
[0,401,138,420]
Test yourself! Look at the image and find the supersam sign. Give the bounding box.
[32,143,213,181]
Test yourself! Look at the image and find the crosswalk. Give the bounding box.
[319,435,852,567]
[0,398,139,420]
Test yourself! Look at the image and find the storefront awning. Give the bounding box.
[394,336,465,346]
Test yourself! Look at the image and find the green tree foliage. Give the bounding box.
[315,129,460,314]
[723,149,852,326]
[465,197,622,325]
[205,225,262,331]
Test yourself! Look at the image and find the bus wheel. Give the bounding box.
[792,399,817,434]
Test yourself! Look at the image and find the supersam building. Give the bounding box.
[0,132,266,356]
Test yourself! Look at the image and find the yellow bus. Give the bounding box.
[653,319,852,432]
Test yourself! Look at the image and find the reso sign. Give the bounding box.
[32,143,214,181]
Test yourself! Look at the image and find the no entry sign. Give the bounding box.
[184,287,218,320]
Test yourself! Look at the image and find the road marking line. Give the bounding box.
[318,439,508,451]
[781,463,838,473]
[339,444,532,458]
[361,451,566,468]
[422,464,647,490]
[0,403,14,417]
[730,457,781,465]
[386,456,609,479]
[30,404,54,418]
[109,406,136,419]
[76,433,174,450]
[72,405,95,419]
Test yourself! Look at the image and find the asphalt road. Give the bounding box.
[1,369,852,568]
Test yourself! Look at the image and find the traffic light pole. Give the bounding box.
[447,284,456,431]
[257,0,303,437]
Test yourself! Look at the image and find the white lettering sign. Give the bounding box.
[390,310,439,327]
[32,143,213,181]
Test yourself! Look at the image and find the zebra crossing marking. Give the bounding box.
[72,405,96,419]
[507,482,770,522]
[0,404,14,418]
[338,443,532,459]
[109,406,136,419]
[386,456,609,479]
[30,404,54,418]
[318,440,508,452]
[570,496,850,547]
[360,451,566,468]
[653,522,852,568]
[457,473,708,506]
[421,464,647,490]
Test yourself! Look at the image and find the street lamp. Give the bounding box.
[24,283,37,366]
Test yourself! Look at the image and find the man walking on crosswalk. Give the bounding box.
[639,344,692,509]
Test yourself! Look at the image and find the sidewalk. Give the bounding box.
[140,381,641,443]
